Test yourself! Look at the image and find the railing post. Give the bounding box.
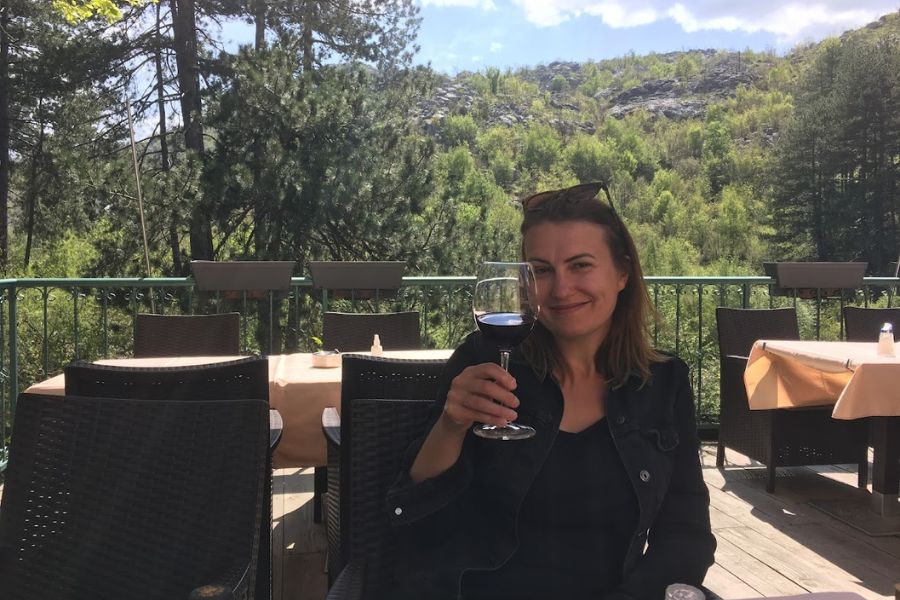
[8,284,17,421]
[72,288,81,360]
[101,290,109,356]
[815,288,822,340]
[42,288,50,377]
[674,284,682,357]
[696,283,703,411]
[268,290,275,355]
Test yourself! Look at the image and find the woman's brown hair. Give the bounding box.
[518,181,663,388]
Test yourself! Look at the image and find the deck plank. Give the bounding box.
[707,533,807,596]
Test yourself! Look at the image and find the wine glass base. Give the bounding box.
[473,422,536,441]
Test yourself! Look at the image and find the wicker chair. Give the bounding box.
[325,398,436,600]
[843,306,900,342]
[321,354,447,588]
[322,312,421,352]
[133,312,241,357]
[62,356,275,600]
[0,393,269,600]
[715,307,869,493]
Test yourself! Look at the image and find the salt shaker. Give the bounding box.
[665,583,706,600]
[370,334,383,356]
[877,322,895,357]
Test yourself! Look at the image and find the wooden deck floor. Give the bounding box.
[275,444,900,600]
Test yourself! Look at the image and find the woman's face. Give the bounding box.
[523,220,628,348]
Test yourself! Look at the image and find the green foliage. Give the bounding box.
[52,0,150,23]
[520,124,561,173]
[773,25,900,272]
[701,119,735,196]
[676,55,700,81]
[549,74,569,93]
[442,114,479,149]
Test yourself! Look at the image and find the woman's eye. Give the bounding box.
[572,262,592,271]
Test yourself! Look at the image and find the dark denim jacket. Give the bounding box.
[386,333,716,600]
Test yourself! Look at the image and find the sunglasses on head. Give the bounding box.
[520,181,616,214]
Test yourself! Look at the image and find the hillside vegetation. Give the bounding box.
[3,5,898,280]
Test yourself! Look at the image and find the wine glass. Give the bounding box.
[472,261,540,440]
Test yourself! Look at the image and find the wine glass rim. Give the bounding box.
[481,260,533,267]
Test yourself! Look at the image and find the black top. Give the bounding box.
[462,417,639,600]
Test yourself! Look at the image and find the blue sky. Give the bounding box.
[217,1,900,74]
[415,0,899,73]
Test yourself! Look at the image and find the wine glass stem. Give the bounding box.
[500,350,511,372]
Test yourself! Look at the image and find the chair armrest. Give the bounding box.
[269,409,283,450]
[325,561,365,600]
[322,407,341,447]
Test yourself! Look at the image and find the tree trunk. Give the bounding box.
[23,102,45,268]
[155,2,184,274]
[254,0,265,49]
[301,0,314,74]
[170,0,212,260]
[0,2,10,267]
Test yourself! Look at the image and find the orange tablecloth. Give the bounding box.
[744,340,900,419]
[25,350,453,468]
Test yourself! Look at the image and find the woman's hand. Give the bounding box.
[440,362,520,432]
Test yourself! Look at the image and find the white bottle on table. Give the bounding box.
[370,334,383,356]
[877,322,895,357]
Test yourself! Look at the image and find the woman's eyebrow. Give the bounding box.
[564,253,595,263]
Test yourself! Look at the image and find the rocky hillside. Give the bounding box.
[417,49,769,136]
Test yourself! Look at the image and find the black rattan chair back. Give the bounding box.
[326,354,446,589]
[843,306,900,341]
[134,312,241,357]
[715,307,867,493]
[64,356,269,402]
[345,398,435,599]
[322,312,421,352]
[716,307,800,359]
[0,393,269,600]
[62,356,272,600]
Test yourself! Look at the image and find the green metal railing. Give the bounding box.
[1,275,897,472]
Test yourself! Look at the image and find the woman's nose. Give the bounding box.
[549,272,573,298]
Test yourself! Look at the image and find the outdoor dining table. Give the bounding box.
[743,340,900,516]
[24,350,453,469]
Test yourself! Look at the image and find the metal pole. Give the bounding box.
[126,98,155,313]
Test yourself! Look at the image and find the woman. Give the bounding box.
[387,181,716,600]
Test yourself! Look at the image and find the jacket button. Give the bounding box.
[639,470,651,482]
[394,507,403,516]
[616,416,626,425]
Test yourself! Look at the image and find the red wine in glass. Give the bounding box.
[472,262,540,440]
[475,312,536,349]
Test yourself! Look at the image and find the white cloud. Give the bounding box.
[472,55,483,61]
[420,0,497,9]
[490,41,504,52]
[507,1,897,42]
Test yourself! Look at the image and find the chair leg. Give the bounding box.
[715,441,725,467]
[766,463,776,493]
[858,458,869,490]
[313,466,327,523]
